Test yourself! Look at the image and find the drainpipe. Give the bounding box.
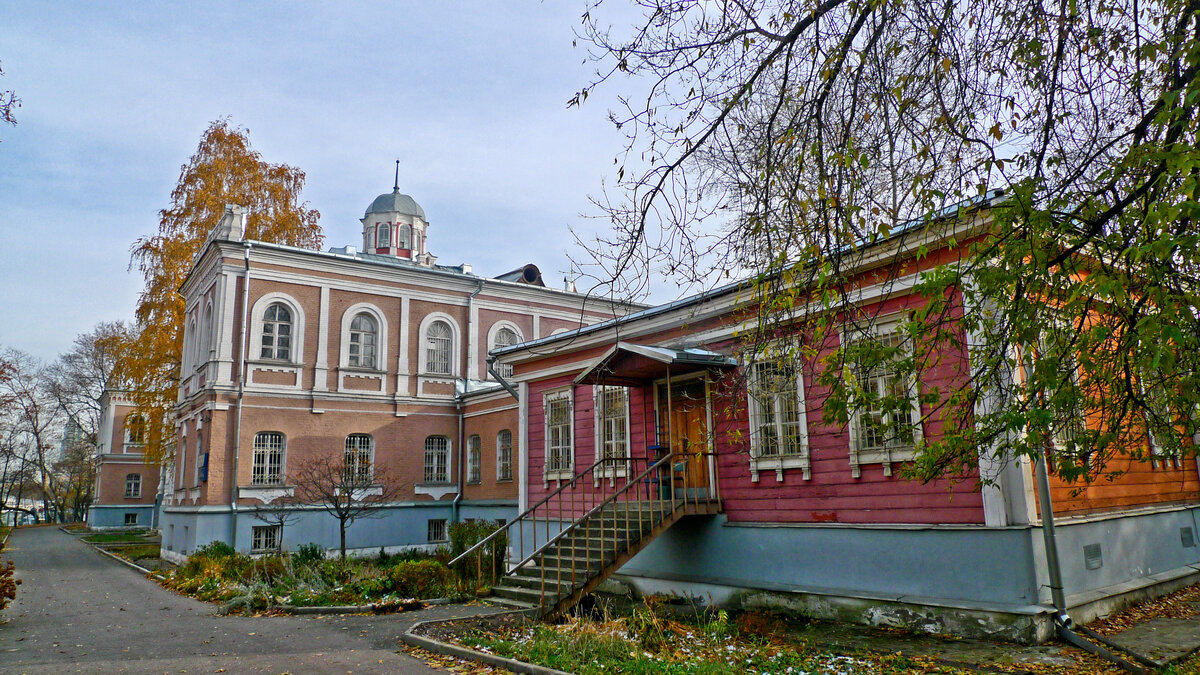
[453,279,486,523]
[1036,449,1153,673]
[487,356,518,400]
[231,241,252,550]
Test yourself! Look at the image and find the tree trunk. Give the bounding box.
[339,520,347,559]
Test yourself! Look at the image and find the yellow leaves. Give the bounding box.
[989,123,1004,141]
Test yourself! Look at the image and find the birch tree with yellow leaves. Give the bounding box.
[104,120,323,465]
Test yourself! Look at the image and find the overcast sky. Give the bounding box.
[0,1,653,361]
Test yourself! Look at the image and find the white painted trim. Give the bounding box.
[486,320,524,380]
[397,296,411,395]
[248,291,306,366]
[593,385,632,477]
[745,349,812,482]
[416,311,461,378]
[314,286,330,391]
[337,302,389,394]
[542,387,575,484]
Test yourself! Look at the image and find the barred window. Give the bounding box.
[260,303,293,361]
[251,525,280,553]
[749,361,804,458]
[496,429,513,482]
[425,320,452,375]
[252,432,285,485]
[348,313,378,369]
[491,327,519,378]
[423,436,450,483]
[124,473,142,498]
[467,435,482,484]
[847,322,920,478]
[544,391,573,476]
[344,434,374,483]
[427,518,448,543]
[596,387,630,471]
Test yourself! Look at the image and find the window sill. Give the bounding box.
[340,366,386,375]
[247,359,305,368]
[496,478,514,483]
[239,484,294,504]
[750,452,811,482]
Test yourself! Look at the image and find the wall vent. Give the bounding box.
[1182,527,1196,549]
[1083,543,1103,570]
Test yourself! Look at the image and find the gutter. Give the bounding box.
[453,279,486,523]
[230,241,252,550]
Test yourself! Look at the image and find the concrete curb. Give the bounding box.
[400,608,565,675]
[87,541,162,578]
[267,596,456,616]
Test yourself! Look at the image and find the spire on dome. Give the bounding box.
[394,159,400,192]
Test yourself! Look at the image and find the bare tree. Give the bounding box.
[0,350,63,521]
[251,498,301,555]
[290,453,403,559]
[47,322,129,446]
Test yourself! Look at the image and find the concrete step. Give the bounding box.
[492,584,559,606]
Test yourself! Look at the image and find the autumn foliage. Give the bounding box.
[104,120,324,463]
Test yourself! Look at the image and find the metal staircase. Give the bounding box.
[449,452,721,618]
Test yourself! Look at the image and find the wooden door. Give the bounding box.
[660,379,710,495]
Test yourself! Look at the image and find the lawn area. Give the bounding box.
[0,525,10,541]
[83,529,154,544]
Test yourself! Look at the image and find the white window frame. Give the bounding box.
[124,414,147,450]
[487,321,523,379]
[593,385,631,478]
[251,525,280,553]
[376,223,390,249]
[194,433,205,486]
[467,434,482,484]
[249,293,305,365]
[843,316,923,478]
[125,473,142,498]
[496,429,513,482]
[397,224,411,249]
[543,388,574,483]
[124,512,139,526]
[418,313,459,377]
[746,351,811,482]
[344,433,375,484]
[427,518,448,543]
[252,431,286,486]
[423,435,451,484]
[339,303,387,372]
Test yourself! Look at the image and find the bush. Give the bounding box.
[294,542,325,566]
[242,555,288,584]
[388,559,452,598]
[449,520,507,583]
[0,541,19,611]
[193,540,236,558]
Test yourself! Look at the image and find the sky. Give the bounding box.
[0,1,649,361]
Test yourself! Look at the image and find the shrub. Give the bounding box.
[193,540,236,558]
[242,555,288,584]
[0,542,18,611]
[388,559,452,598]
[294,542,325,566]
[449,520,507,584]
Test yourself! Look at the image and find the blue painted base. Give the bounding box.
[88,505,157,530]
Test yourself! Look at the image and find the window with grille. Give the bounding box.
[260,303,293,360]
[125,415,147,446]
[125,473,142,498]
[496,429,513,482]
[467,435,482,484]
[748,357,811,481]
[425,320,452,375]
[595,386,630,475]
[423,436,450,484]
[252,432,285,485]
[427,518,448,543]
[491,327,519,378]
[252,525,280,553]
[544,390,573,479]
[848,323,921,477]
[344,434,374,483]
[348,313,378,369]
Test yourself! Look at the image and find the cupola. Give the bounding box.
[361,162,434,265]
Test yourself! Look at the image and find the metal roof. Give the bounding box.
[573,342,738,386]
[365,189,426,219]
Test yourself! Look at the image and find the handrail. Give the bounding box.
[508,452,676,571]
[448,453,633,568]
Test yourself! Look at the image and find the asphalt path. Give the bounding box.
[0,527,505,674]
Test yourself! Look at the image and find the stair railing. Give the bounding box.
[449,447,721,610]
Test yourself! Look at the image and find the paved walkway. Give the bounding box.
[0,527,507,674]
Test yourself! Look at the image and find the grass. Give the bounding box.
[83,530,153,544]
[116,544,161,562]
[0,525,10,541]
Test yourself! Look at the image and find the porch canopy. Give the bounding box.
[573,341,738,386]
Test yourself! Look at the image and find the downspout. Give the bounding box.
[453,279,486,523]
[1036,449,1154,674]
[486,356,519,400]
[231,241,252,550]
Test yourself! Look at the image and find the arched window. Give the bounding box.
[125,473,142,498]
[124,415,147,447]
[496,429,513,482]
[348,313,378,369]
[397,224,411,249]
[252,432,285,485]
[344,434,374,483]
[260,303,293,361]
[423,436,449,484]
[467,435,482,484]
[377,223,390,249]
[425,320,452,375]
[201,304,214,363]
[491,327,520,378]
